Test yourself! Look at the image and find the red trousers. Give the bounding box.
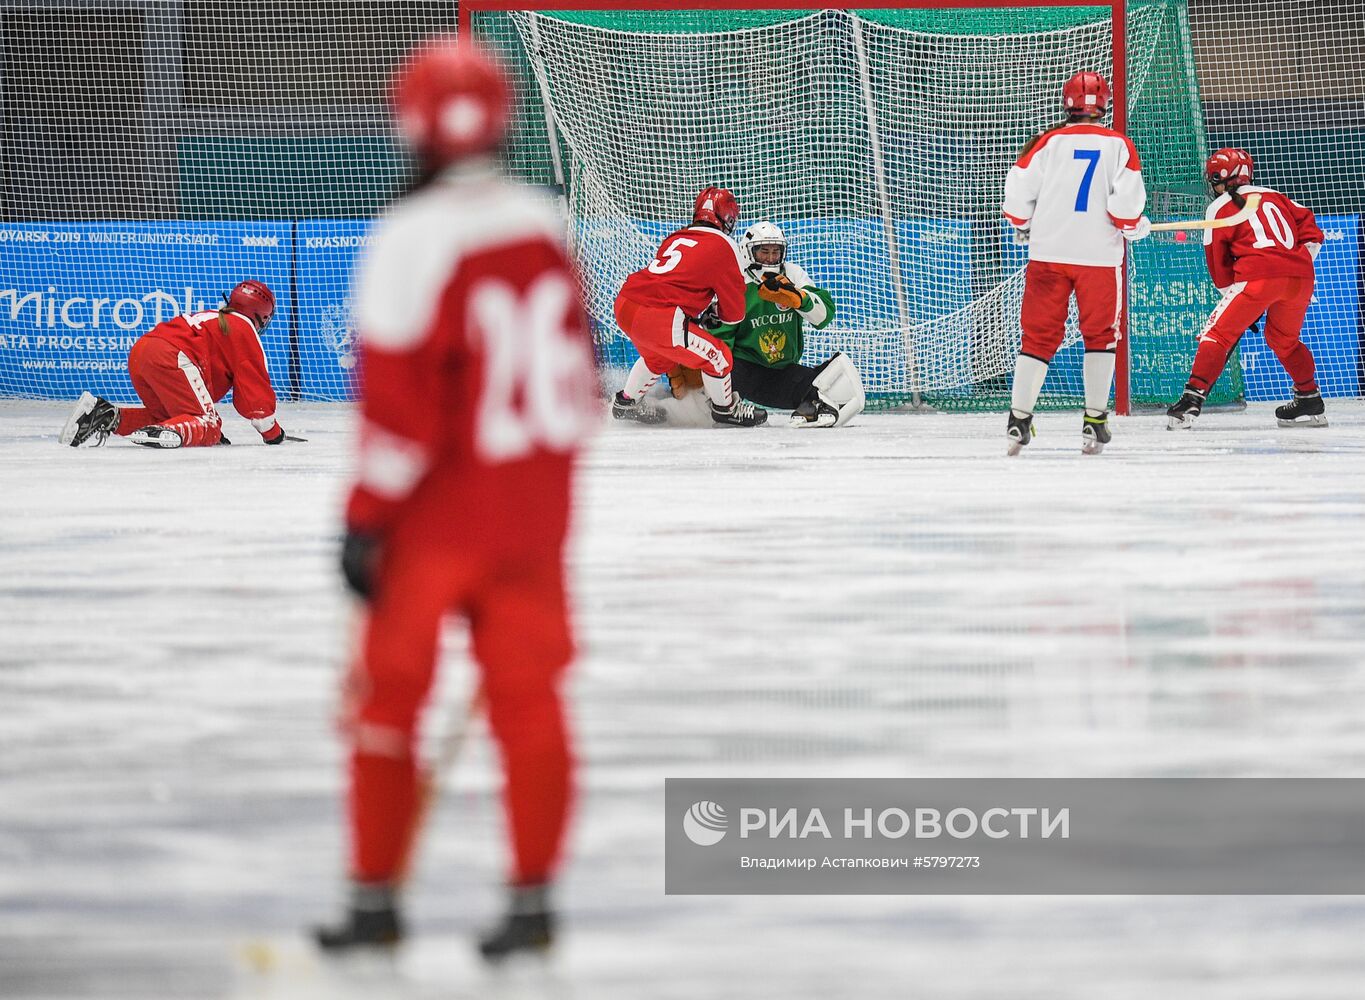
[614,295,732,376]
[118,336,223,446]
[343,535,574,887]
[1020,260,1123,360]
[1189,275,1317,392]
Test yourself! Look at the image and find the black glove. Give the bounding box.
[340,531,382,600]
[696,302,723,330]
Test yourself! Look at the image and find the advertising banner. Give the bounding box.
[0,222,292,402]
[295,220,369,400]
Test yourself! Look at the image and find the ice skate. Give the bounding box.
[1081,411,1111,455]
[711,398,768,427]
[790,394,839,428]
[314,890,404,952]
[611,390,666,425]
[1275,389,1327,428]
[130,425,184,449]
[1166,388,1206,430]
[1005,410,1033,456]
[478,885,554,962]
[60,392,119,447]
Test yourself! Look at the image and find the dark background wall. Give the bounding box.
[2,1,1363,219]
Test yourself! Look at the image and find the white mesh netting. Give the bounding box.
[499,8,1169,403]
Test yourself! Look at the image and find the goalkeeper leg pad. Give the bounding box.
[793,353,864,429]
[60,392,120,447]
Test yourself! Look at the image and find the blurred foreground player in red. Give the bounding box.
[313,39,598,960]
[611,185,767,426]
[59,280,286,449]
[1166,148,1327,429]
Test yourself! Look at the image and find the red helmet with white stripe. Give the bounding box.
[1062,71,1111,118]
[1205,148,1254,190]
[226,280,275,331]
[392,38,512,166]
[693,186,740,235]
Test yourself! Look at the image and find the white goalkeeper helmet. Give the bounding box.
[739,221,787,279]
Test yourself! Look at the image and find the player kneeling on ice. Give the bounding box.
[1001,70,1149,456]
[59,280,287,449]
[611,186,767,427]
[313,40,598,962]
[1166,148,1327,430]
[697,221,864,428]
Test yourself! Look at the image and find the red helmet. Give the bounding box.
[1205,148,1254,189]
[226,280,275,331]
[392,37,512,166]
[693,186,740,235]
[1062,71,1111,117]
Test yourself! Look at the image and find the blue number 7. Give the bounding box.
[1073,149,1101,211]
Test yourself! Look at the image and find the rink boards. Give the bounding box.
[0,215,1359,402]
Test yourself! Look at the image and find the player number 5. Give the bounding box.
[648,237,699,275]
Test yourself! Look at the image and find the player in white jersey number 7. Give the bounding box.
[1001,71,1151,456]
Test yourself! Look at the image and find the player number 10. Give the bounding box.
[1246,200,1296,250]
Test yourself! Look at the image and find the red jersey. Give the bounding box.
[142,310,279,428]
[1204,186,1323,289]
[618,225,747,324]
[346,167,598,551]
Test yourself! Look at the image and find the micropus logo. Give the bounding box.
[683,801,728,846]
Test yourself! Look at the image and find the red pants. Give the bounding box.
[343,535,574,887]
[1020,260,1123,360]
[118,336,223,446]
[614,295,732,376]
[1189,275,1317,393]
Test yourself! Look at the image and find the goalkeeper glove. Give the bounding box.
[1011,226,1030,246]
[757,273,806,311]
[340,531,382,600]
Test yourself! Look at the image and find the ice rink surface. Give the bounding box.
[3,398,1365,999]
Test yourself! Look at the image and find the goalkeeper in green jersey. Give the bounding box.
[707,222,865,428]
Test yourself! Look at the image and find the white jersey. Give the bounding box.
[1002,122,1146,267]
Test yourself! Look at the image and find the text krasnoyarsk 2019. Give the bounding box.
[665,778,1365,895]
[734,806,1068,841]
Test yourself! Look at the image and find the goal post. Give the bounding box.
[461,0,1240,417]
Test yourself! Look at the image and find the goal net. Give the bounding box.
[474,2,1226,412]
[0,2,1359,413]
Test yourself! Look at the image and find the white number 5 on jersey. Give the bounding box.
[469,273,597,462]
[647,237,699,274]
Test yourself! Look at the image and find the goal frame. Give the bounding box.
[462,0,1133,415]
